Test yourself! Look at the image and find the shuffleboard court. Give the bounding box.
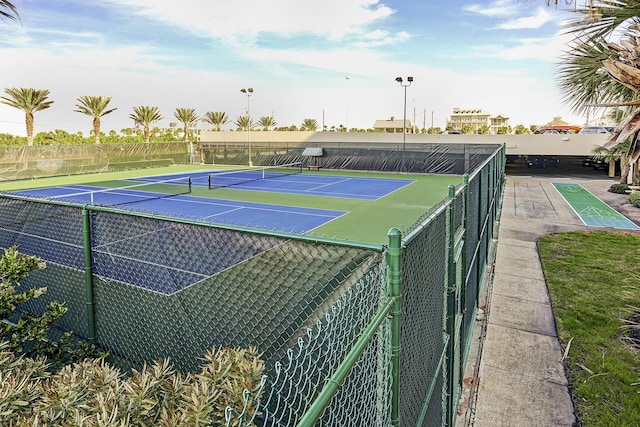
[130,169,416,200]
[553,183,640,230]
[11,185,347,234]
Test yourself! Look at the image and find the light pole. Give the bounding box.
[345,76,350,132]
[240,87,254,167]
[395,76,413,172]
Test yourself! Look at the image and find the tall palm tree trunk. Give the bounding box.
[25,112,34,146]
[93,117,101,144]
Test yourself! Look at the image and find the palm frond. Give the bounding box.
[563,1,640,41]
[0,0,19,22]
[558,37,637,114]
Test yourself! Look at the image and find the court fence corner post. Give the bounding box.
[387,227,402,427]
[82,207,96,344]
[445,184,458,426]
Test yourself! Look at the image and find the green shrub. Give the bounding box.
[0,342,264,426]
[1,246,102,368]
[609,183,630,194]
[629,191,640,207]
[0,246,266,426]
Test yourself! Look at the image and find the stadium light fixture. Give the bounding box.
[240,88,254,167]
[396,76,413,172]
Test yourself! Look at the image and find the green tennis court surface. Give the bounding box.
[2,165,461,244]
[553,183,640,230]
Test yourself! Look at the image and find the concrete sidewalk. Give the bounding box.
[458,176,640,426]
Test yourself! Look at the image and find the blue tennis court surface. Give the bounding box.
[132,170,415,200]
[553,183,640,230]
[12,185,347,234]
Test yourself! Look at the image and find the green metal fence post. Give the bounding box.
[387,227,402,427]
[82,207,96,343]
[296,296,397,426]
[460,174,470,380]
[445,184,457,426]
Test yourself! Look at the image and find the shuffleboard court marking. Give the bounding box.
[577,206,619,219]
[553,183,640,230]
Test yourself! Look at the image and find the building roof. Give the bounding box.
[373,119,411,129]
[546,116,569,126]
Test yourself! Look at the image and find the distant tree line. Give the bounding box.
[0,87,410,146]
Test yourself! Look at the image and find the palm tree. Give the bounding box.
[593,138,636,183]
[300,118,318,131]
[201,111,229,131]
[235,115,253,131]
[173,107,199,142]
[0,0,19,21]
[0,88,54,146]
[557,1,640,181]
[74,96,117,144]
[258,116,276,131]
[129,106,163,143]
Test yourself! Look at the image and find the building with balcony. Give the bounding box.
[446,108,509,135]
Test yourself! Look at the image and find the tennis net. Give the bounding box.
[207,162,303,190]
[47,176,192,206]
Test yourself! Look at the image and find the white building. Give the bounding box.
[446,108,509,135]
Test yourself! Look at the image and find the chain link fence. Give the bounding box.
[0,144,505,426]
[0,142,189,181]
[201,141,500,175]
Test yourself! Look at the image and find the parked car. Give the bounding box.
[440,130,461,134]
[591,159,609,170]
[525,156,559,168]
[578,126,613,134]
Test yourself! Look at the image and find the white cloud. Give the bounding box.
[497,8,553,30]
[353,30,410,48]
[103,0,396,40]
[464,0,520,18]
[470,29,574,62]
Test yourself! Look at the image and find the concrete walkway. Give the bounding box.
[458,176,640,426]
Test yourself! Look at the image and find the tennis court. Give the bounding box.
[130,164,416,200]
[9,163,424,235]
[554,183,640,230]
[5,163,459,244]
[11,184,348,234]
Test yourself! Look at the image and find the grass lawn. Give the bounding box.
[537,231,640,427]
[1,165,461,244]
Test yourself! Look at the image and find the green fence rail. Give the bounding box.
[0,144,505,426]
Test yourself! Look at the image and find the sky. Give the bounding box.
[0,0,591,136]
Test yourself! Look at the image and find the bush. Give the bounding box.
[609,183,630,194]
[1,246,101,369]
[0,246,266,425]
[629,191,640,207]
[0,342,265,425]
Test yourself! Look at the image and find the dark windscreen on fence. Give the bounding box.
[201,141,499,175]
[0,142,189,181]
